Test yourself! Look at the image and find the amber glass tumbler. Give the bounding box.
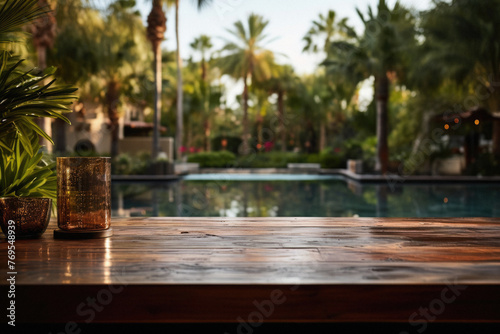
[57,157,111,231]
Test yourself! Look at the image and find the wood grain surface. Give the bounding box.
[1,217,499,323]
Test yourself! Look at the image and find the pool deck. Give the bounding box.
[2,217,499,324]
[112,168,500,183]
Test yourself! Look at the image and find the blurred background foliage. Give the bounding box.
[7,0,500,175]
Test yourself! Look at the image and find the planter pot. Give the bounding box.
[0,197,52,238]
[347,159,363,174]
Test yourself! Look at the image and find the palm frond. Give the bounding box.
[0,0,47,44]
[0,53,78,153]
[0,133,56,206]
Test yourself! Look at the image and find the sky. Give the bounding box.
[137,0,433,75]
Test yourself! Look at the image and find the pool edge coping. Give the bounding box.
[111,168,500,183]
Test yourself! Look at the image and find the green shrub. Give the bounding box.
[112,152,152,175]
[304,152,344,169]
[305,154,320,164]
[236,152,308,168]
[188,151,236,168]
[187,150,346,169]
[319,154,344,169]
[113,153,132,175]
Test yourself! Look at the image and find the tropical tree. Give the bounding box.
[147,0,167,159]
[326,0,417,174]
[420,0,500,161]
[102,1,152,157]
[160,0,211,159]
[219,13,276,154]
[146,0,212,160]
[42,0,141,154]
[54,0,151,157]
[256,64,297,151]
[190,34,213,150]
[31,0,57,151]
[303,9,353,54]
[190,34,212,82]
[163,0,184,160]
[32,0,100,152]
[31,0,55,70]
[303,10,356,152]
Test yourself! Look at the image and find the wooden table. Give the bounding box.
[1,217,500,325]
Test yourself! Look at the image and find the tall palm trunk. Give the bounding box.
[201,57,207,82]
[152,40,162,159]
[241,73,250,154]
[36,44,53,151]
[201,53,210,151]
[175,0,184,160]
[277,91,286,152]
[147,0,166,160]
[106,79,121,157]
[375,73,389,174]
[32,0,56,152]
[319,122,326,153]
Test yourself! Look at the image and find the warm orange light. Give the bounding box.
[444,124,450,130]
[256,143,262,149]
[443,197,449,204]
[474,119,480,125]
[454,118,459,124]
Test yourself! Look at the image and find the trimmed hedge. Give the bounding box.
[235,152,345,169]
[187,151,237,168]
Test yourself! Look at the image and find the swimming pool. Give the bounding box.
[112,175,500,218]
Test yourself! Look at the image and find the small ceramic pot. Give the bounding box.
[0,197,52,238]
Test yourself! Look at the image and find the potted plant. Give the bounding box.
[0,0,78,238]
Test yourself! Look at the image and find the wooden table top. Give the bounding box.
[1,217,500,323]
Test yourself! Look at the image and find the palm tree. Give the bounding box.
[257,64,297,151]
[168,0,184,160]
[303,10,355,152]
[219,13,275,154]
[420,0,500,161]
[149,0,212,160]
[49,1,152,157]
[303,10,353,54]
[31,0,57,151]
[190,34,213,151]
[326,0,416,174]
[190,34,212,82]
[102,1,151,157]
[31,0,55,70]
[147,0,167,159]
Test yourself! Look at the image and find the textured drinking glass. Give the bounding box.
[57,157,111,231]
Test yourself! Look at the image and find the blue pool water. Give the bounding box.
[112,175,500,218]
